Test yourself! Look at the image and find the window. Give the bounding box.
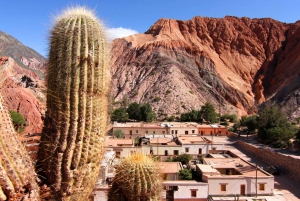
[165,150,168,156]
[153,131,156,134]
[116,152,121,158]
[259,183,265,191]
[210,131,213,135]
[185,131,188,134]
[190,190,197,197]
[185,147,189,153]
[174,150,179,155]
[130,130,132,135]
[150,150,153,155]
[220,184,227,191]
[192,130,195,134]
[172,130,174,134]
[145,130,148,134]
[136,130,138,133]
[175,130,178,134]
[162,131,165,134]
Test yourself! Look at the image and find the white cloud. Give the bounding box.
[105,27,138,41]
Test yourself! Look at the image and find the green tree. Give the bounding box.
[111,108,129,122]
[180,110,198,122]
[257,104,298,147]
[198,102,218,123]
[127,102,141,120]
[113,130,124,138]
[140,103,156,122]
[172,153,193,165]
[241,115,259,133]
[179,169,193,180]
[221,114,238,123]
[9,110,26,133]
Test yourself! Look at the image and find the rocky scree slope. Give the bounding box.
[110,16,300,118]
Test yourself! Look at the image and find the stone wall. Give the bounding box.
[236,140,300,182]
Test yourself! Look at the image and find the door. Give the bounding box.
[240,184,245,195]
[198,148,202,154]
[166,190,174,201]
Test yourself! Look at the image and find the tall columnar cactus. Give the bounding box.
[108,152,163,201]
[0,94,39,200]
[38,7,108,200]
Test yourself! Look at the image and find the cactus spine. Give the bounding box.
[0,94,39,200]
[108,152,162,201]
[38,7,108,200]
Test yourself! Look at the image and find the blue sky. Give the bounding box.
[1,0,300,57]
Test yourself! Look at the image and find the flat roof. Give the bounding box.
[163,180,208,185]
[104,139,133,147]
[150,138,177,146]
[178,136,206,144]
[160,162,183,174]
[197,164,222,175]
[203,157,269,176]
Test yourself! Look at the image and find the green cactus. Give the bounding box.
[0,94,39,200]
[38,7,109,200]
[108,152,163,201]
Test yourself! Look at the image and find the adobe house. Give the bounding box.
[104,137,138,158]
[196,153,274,197]
[198,124,227,136]
[161,162,183,181]
[162,180,208,201]
[177,136,224,156]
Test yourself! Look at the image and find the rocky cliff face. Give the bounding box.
[110,16,300,118]
[0,56,45,134]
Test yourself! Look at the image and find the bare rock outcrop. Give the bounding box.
[0,56,45,134]
[110,16,299,117]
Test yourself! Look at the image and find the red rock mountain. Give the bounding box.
[0,56,46,134]
[110,16,300,118]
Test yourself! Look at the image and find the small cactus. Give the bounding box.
[38,6,109,200]
[0,94,39,200]
[108,152,163,201]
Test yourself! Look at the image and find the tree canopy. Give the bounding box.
[127,102,141,120]
[198,102,218,123]
[140,103,156,122]
[171,154,193,165]
[257,104,298,148]
[111,108,129,122]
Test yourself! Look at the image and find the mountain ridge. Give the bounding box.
[110,16,300,118]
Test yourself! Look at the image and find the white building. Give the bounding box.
[197,154,274,197]
[162,180,208,201]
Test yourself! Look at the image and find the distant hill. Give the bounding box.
[0,30,47,77]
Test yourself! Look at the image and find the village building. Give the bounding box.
[196,152,274,197]
[112,122,228,139]
[104,137,138,158]
[177,136,224,156]
[162,180,208,201]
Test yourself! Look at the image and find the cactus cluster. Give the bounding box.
[0,94,39,200]
[108,152,163,201]
[38,7,109,201]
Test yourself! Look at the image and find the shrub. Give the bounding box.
[179,169,193,180]
[9,110,26,133]
[114,130,124,138]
